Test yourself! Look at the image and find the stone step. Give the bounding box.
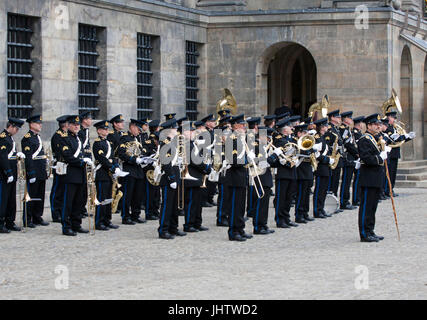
[396,173,427,181]
[396,165,427,175]
[394,180,427,188]
[397,160,427,169]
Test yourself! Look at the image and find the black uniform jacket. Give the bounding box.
[58,131,86,184]
[107,129,124,157]
[252,138,273,189]
[51,129,67,162]
[0,130,17,181]
[184,141,212,188]
[324,124,343,168]
[314,134,331,177]
[159,136,181,187]
[268,134,297,181]
[78,127,92,158]
[384,124,411,159]
[21,130,48,181]
[339,124,359,167]
[117,132,145,179]
[93,136,119,182]
[224,133,248,188]
[357,133,384,188]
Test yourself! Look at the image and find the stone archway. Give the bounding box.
[257,42,317,117]
[400,45,414,160]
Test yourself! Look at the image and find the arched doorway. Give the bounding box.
[400,45,414,160]
[265,43,317,117]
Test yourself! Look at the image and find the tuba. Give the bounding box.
[216,88,238,123]
[297,134,318,171]
[381,88,407,148]
[329,132,340,170]
[308,95,329,121]
[146,146,161,186]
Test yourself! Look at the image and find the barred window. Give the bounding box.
[7,14,34,119]
[137,34,153,119]
[78,24,100,118]
[186,41,200,121]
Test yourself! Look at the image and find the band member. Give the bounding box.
[312,118,334,219]
[325,109,344,213]
[142,119,161,220]
[268,118,298,228]
[164,113,176,121]
[384,111,416,197]
[50,115,69,223]
[263,115,276,130]
[246,117,261,219]
[117,119,147,225]
[294,124,315,224]
[93,120,128,230]
[158,118,186,239]
[380,118,391,200]
[201,114,217,207]
[58,115,92,236]
[215,115,231,227]
[339,111,359,210]
[183,122,211,232]
[0,118,24,233]
[352,116,364,206]
[225,114,253,241]
[21,114,49,227]
[107,114,125,156]
[357,113,387,242]
[252,126,274,235]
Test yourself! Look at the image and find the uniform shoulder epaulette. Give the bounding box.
[328,125,332,129]
[122,132,128,136]
[0,132,6,138]
[275,135,282,139]
[108,130,114,134]
[145,140,151,144]
[325,136,331,141]
[24,133,31,139]
[98,150,104,155]
[94,138,101,142]
[340,125,346,129]
[56,130,68,138]
[315,134,320,139]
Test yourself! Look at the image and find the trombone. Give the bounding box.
[242,138,265,199]
[176,135,197,210]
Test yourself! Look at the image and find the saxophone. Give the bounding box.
[329,132,340,170]
[111,174,123,214]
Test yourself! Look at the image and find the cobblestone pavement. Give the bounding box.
[1,188,426,300]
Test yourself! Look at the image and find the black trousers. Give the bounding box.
[50,173,65,221]
[329,166,341,196]
[295,180,311,220]
[352,169,361,205]
[23,179,46,224]
[246,185,256,217]
[144,179,160,217]
[313,175,329,217]
[207,180,216,203]
[121,176,144,221]
[358,186,380,239]
[61,183,84,231]
[274,179,295,225]
[184,187,202,229]
[216,183,230,223]
[253,186,271,232]
[227,186,246,237]
[339,166,354,207]
[0,180,17,228]
[96,180,112,227]
[158,185,179,235]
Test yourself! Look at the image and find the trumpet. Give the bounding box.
[243,138,265,199]
[265,140,298,167]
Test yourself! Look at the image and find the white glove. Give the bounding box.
[385,146,392,153]
[29,178,36,184]
[114,168,129,178]
[380,151,388,160]
[170,182,177,189]
[83,157,93,165]
[273,148,283,156]
[390,132,400,141]
[342,130,349,140]
[136,157,144,165]
[313,143,322,152]
[354,159,361,170]
[17,152,26,159]
[407,132,416,139]
[329,158,335,166]
[279,158,287,166]
[258,160,270,170]
[7,176,14,184]
[247,151,256,162]
[308,129,317,136]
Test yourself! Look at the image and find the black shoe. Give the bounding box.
[314,214,326,219]
[254,229,269,235]
[241,232,253,239]
[277,223,290,228]
[183,227,199,233]
[159,232,175,240]
[26,222,36,228]
[0,226,11,234]
[353,201,360,207]
[380,195,388,200]
[304,216,315,222]
[340,204,356,210]
[286,221,299,227]
[73,227,89,234]
[295,218,307,224]
[6,224,21,232]
[360,235,379,242]
[229,234,246,241]
[132,217,146,224]
[334,208,343,214]
[321,210,332,217]
[107,223,119,229]
[122,219,136,225]
[371,233,384,241]
[146,214,159,220]
[63,229,77,236]
[170,230,187,237]
[52,218,61,223]
[216,221,229,227]
[35,220,50,226]
[96,224,109,231]
[197,226,209,231]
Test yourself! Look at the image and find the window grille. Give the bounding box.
[137,34,153,119]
